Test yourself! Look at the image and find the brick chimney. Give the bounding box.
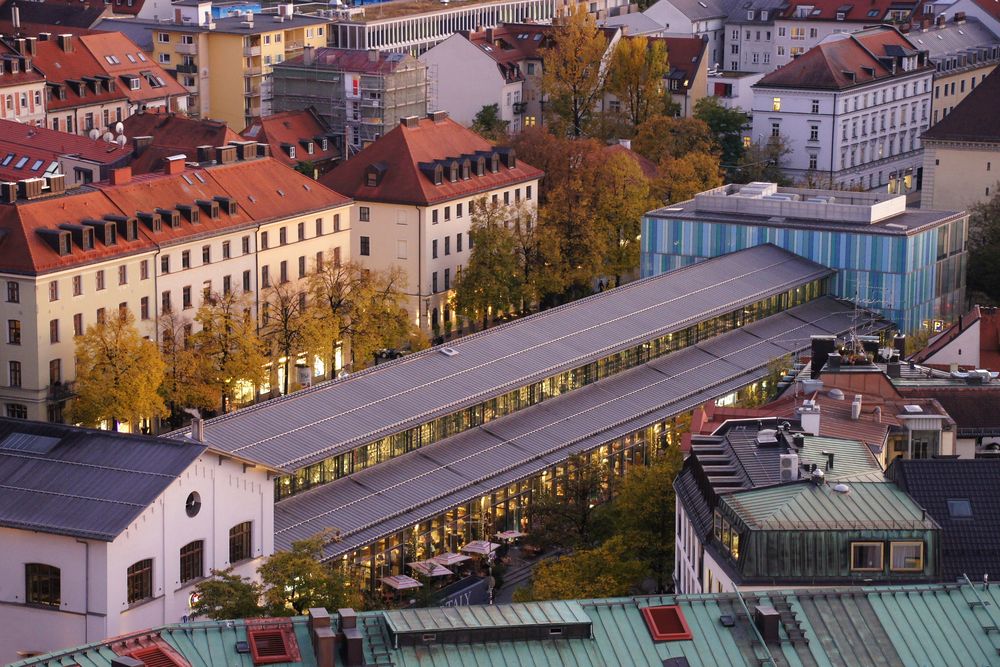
[110,166,132,186]
[132,135,154,157]
[57,34,73,53]
[165,154,186,175]
[309,608,336,667]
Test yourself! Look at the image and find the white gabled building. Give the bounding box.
[0,419,276,663]
[751,26,933,190]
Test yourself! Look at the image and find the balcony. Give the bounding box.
[243,45,261,56]
[245,66,263,76]
[176,63,198,74]
[48,381,75,401]
[176,42,197,55]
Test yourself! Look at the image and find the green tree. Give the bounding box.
[159,309,216,428]
[512,536,645,601]
[606,36,669,131]
[653,151,724,203]
[693,97,748,173]
[454,198,525,329]
[735,135,792,184]
[904,327,933,357]
[541,8,609,136]
[294,161,317,179]
[611,448,684,591]
[190,569,265,620]
[633,114,716,164]
[192,290,268,412]
[594,149,654,284]
[967,189,1000,304]
[68,309,167,431]
[527,454,613,550]
[471,104,510,141]
[260,282,325,396]
[258,531,362,615]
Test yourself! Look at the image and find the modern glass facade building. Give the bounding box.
[642,182,968,333]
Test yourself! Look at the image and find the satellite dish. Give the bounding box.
[114,122,124,134]
[102,131,115,143]
[116,135,127,147]
[88,128,100,140]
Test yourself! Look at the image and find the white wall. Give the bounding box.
[920,319,981,368]
[419,35,513,128]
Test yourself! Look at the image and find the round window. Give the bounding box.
[185,491,201,517]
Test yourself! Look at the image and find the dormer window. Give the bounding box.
[365,162,387,187]
[475,156,486,176]
[490,154,500,173]
[433,164,443,185]
[320,137,329,151]
[461,160,471,179]
[761,10,768,19]
[449,162,459,183]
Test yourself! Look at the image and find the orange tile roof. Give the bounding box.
[0,118,131,180]
[649,35,707,95]
[122,112,243,174]
[757,26,929,90]
[241,109,340,170]
[0,43,46,88]
[30,37,128,110]
[79,32,186,104]
[320,114,542,206]
[0,156,352,276]
[779,0,921,22]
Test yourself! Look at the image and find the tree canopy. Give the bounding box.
[471,104,510,141]
[606,36,669,131]
[512,536,645,601]
[68,309,166,430]
[693,97,748,172]
[654,151,724,204]
[193,290,268,412]
[967,190,1000,305]
[633,115,716,165]
[541,8,609,136]
[159,309,215,428]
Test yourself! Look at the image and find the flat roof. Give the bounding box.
[172,245,834,471]
[346,0,546,23]
[106,13,329,36]
[647,182,965,235]
[275,296,885,560]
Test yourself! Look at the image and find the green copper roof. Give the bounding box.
[383,600,591,634]
[794,434,884,480]
[723,480,938,531]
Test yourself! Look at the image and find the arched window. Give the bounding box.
[179,540,204,584]
[229,521,253,563]
[126,558,153,604]
[25,563,60,606]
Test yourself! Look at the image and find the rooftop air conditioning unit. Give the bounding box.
[779,453,800,482]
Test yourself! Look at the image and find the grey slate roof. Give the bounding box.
[645,0,738,22]
[908,18,1000,62]
[0,419,204,541]
[275,295,885,559]
[173,244,834,472]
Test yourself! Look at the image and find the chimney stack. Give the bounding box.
[753,606,780,643]
[190,417,205,442]
[851,394,862,420]
[303,45,315,66]
[110,166,132,186]
[57,33,73,53]
[810,335,837,378]
[798,400,821,435]
[25,37,37,56]
[309,608,336,667]
[165,154,186,175]
[339,609,362,667]
[132,135,154,157]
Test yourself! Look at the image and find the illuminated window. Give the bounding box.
[772,97,781,111]
[890,541,924,571]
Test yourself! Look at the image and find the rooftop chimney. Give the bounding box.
[196,145,214,162]
[753,606,780,643]
[47,173,66,195]
[303,45,315,67]
[165,154,186,175]
[57,33,73,53]
[191,417,204,442]
[428,110,449,122]
[110,166,132,186]
[132,135,154,157]
[810,335,837,378]
[338,609,362,667]
[401,116,421,128]
[851,394,862,421]
[25,37,37,56]
[215,144,237,164]
[309,608,336,667]
[798,400,821,435]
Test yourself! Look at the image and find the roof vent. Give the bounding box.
[439,347,459,357]
[641,605,693,642]
[247,626,299,665]
[833,483,850,493]
[756,428,779,446]
[903,404,923,413]
[828,388,845,400]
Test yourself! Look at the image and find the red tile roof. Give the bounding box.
[604,144,658,180]
[122,112,243,174]
[319,114,543,206]
[756,26,930,90]
[650,35,707,95]
[779,0,920,22]
[0,43,46,88]
[0,156,351,275]
[79,32,186,104]
[0,118,131,180]
[241,109,340,169]
[30,36,128,110]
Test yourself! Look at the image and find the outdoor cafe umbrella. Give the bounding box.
[496,530,527,540]
[461,540,501,555]
[380,574,423,591]
[408,560,454,578]
[431,552,472,566]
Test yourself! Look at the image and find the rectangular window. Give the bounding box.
[527,185,533,200]
[444,206,451,222]
[261,231,269,249]
[243,270,251,292]
[445,236,450,256]
[890,542,924,572]
[140,297,149,320]
[457,233,463,252]
[182,250,190,269]
[49,281,58,302]
[809,125,819,141]
[74,314,83,336]
[334,214,341,232]
[315,252,323,270]
[504,191,510,205]
[202,245,211,264]
[162,291,171,313]
[850,542,884,571]
[140,260,149,280]
[432,271,438,293]
[183,286,192,309]
[6,281,18,303]
[25,564,60,607]
[297,222,306,241]
[49,319,59,344]
[316,218,324,236]
[280,261,288,284]
[444,268,450,290]
[96,308,106,324]
[179,541,204,584]
[118,265,127,286]
[49,359,60,385]
[161,255,170,274]
[229,522,252,563]
[242,236,251,254]
[222,241,231,259]
[223,275,231,295]
[333,247,341,266]
[279,227,287,245]
[9,361,20,387]
[126,559,153,604]
[359,207,370,222]
[360,236,370,256]
[772,97,781,111]
[96,270,105,290]
[298,256,306,278]
[8,320,20,345]
[261,266,270,288]
[432,239,438,259]
[432,209,439,224]
[457,203,463,218]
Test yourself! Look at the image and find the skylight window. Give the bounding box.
[14,156,28,169]
[533,34,542,40]
[127,53,137,63]
[2,153,13,166]
[182,174,193,185]
[30,160,43,171]
[948,499,972,518]
[105,55,120,65]
[867,8,879,16]
[137,52,147,62]
[194,172,205,183]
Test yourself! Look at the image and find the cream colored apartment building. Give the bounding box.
[0,148,351,425]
